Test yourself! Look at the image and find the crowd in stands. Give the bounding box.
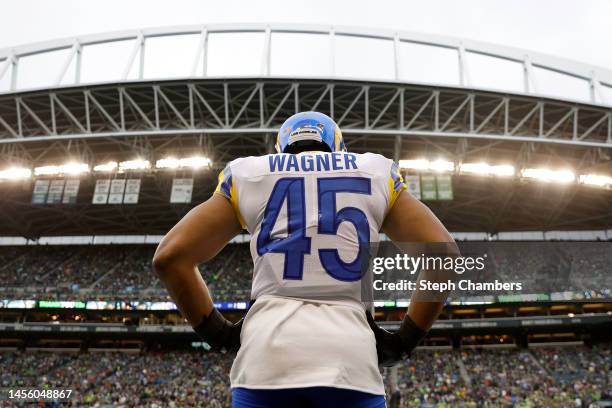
[0,350,231,407]
[533,345,611,408]
[483,242,612,297]
[1,345,609,407]
[1,246,73,287]
[387,350,468,406]
[0,242,610,301]
[0,244,252,301]
[460,348,562,407]
[388,345,610,407]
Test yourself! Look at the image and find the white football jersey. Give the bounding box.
[214,151,406,395]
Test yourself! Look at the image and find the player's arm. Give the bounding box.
[152,193,243,350]
[382,190,457,329]
[368,189,459,366]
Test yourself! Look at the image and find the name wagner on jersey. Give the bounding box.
[268,152,358,173]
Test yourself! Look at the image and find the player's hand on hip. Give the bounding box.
[194,308,243,352]
[366,311,404,366]
[366,310,428,367]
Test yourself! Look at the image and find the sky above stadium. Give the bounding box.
[1,0,611,102]
[2,0,610,69]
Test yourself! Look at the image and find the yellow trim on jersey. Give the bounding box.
[214,168,247,230]
[230,178,247,229]
[214,169,228,198]
[334,127,342,151]
[388,173,407,209]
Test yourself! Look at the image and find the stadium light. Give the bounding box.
[34,165,60,176]
[93,161,118,172]
[156,157,180,169]
[521,168,575,183]
[179,156,212,169]
[34,162,89,176]
[0,167,32,180]
[61,162,89,175]
[156,156,212,169]
[491,165,515,177]
[119,159,150,171]
[579,174,612,188]
[459,162,515,177]
[399,159,429,170]
[430,159,454,172]
[399,159,454,173]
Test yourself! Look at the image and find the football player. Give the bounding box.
[153,111,457,407]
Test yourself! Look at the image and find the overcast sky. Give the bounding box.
[2,0,610,68]
[1,0,611,102]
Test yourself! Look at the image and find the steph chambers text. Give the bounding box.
[373,279,523,292]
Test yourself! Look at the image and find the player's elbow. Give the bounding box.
[152,244,183,278]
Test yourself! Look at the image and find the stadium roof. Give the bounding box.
[0,24,610,237]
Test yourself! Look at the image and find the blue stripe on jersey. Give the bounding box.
[390,161,403,192]
[219,167,233,198]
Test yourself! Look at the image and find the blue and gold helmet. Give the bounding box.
[276,111,346,153]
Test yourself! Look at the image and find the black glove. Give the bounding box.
[193,308,243,352]
[366,310,427,367]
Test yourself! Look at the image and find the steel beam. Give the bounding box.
[0,80,609,150]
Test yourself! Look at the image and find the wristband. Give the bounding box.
[193,308,238,350]
[397,315,428,354]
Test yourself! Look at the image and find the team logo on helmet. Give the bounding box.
[276,111,345,153]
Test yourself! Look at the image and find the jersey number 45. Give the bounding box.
[256,176,371,282]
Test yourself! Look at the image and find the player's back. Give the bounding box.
[215,151,404,395]
[217,151,403,306]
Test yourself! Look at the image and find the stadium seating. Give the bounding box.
[388,345,610,407]
[0,243,609,302]
[0,245,252,301]
[1,345,608,407]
